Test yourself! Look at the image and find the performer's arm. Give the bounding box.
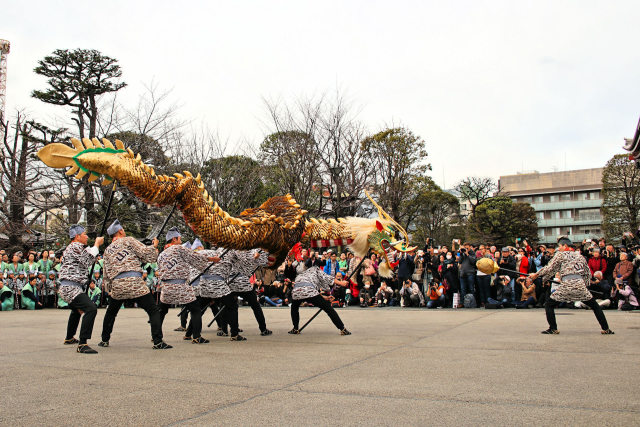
[130,238,159,264]
[531,252,560,281]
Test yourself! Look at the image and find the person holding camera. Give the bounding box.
[611,277,639,310]
[399,279,424,307]
[426,280,445,308]
[454,241,476,298]
[375,280,394,306]
[359,279,374,307]
[576,271,611,309]
[514,277,536,309]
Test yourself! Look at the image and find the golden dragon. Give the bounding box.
[38,138,415,276]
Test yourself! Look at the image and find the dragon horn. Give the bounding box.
[364,190,412,245]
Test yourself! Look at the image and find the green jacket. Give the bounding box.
[1,284,14,311]
[23,261,39,275]
[37,259,53,275]
[5,263,24,275]
[21,283,36,310]
[88,286,101,306]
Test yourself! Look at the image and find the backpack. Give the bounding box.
[463,293,477,308]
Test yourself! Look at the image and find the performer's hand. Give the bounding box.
[152,238,159,248]
[208,256,220,263]
[94,236,105,247]
[253,251,260,260]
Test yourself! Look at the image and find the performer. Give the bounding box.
[530,236,614,335]
[225,249,273,336]
[288,266,351,335]
[157,227,219,344]
[58,225,104,354]
[97,220,172,349]
[186,240,246,341]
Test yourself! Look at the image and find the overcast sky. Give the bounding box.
[4,1,640,189]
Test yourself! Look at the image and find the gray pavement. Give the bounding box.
[1,306,639,426]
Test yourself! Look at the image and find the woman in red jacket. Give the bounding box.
[518,248,529,275]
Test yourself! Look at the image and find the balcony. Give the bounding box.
[538,218,601,227]
[539,233,601,244]
[530,199,602,211]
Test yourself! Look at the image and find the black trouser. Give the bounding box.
[545,297,609,331]
[210,294,240,336]
[160,300,202,339]
[101,293,163,345]
[180,308,189,329]
[230,290,266,332]
[291,295,344,330]
[66,292,98,344]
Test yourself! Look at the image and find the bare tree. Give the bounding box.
[454,177,500,216]
[261,92,369,218]
[0,112,53,249]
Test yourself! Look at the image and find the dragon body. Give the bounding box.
[38,138,415,275]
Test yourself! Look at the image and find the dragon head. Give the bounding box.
[345,191,417,277]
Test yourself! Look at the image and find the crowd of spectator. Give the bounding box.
[2,237,639,312]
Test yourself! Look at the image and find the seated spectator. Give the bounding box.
[514,277,536,309]
[576,271,611,309]
[332,271,351,305]
[426,280,445,308]
[611,277,639,310]
[375,281,393,306]
[487,275,512,307]
[21,276,43,310]
[1,278,14,311]
[86,280,101,307]
[359,279,374,307]
[264,280,285,307]
[399,279,425,307]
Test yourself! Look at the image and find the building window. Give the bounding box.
[538,229,545,237]
[549,211,560,219]
[589,191,600,200]
[559,193,572,201]
[561,210,572,219]
[576,192,587,201]
[533,196,544,203]
[578,208,601,221]
[536,212,545,220]
[549,194,559,202]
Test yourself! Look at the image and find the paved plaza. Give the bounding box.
[1,306,639,426]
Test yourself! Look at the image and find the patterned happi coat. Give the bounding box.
[197,248,232,299]
[291,266,335,300]
[228,250,270,293]
[103,236,158,300]
[58,242,97,303]
[536,250,592,302]
[157,245,210,305]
